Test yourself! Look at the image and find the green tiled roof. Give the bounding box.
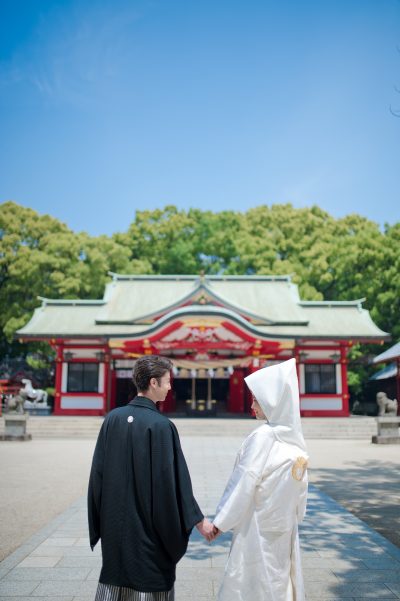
[17,274,389,341]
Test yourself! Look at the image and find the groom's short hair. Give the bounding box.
[132,356,173,392]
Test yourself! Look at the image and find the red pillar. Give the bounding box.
[110,368,117,411]
[228,369,245,413]
[294,347,300,378]
[53,344,64,415]
[103,350,111,415]
[341,344,350,416]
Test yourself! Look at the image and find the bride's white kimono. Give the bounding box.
[214,359,308,601]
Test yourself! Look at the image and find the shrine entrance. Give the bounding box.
[174,377,229,415]
[108,311,289,416]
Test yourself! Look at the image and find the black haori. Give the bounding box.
[88,396,203,592]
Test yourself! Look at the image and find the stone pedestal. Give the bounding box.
[24,406,52,416]
[0,414,32,441]
[372,416,400,444]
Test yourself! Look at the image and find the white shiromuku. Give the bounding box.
[214,359,308,601]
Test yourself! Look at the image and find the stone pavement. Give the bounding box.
[1,435,400,600]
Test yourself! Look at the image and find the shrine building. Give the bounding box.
[17,273,389,417]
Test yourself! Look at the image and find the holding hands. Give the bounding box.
[196,518,221,542]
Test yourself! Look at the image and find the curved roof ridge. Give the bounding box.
[108,272,293,282]
[108,272,201,281]
[129,305,296,340]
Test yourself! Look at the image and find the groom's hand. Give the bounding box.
[196,518,215,542]
[212,524,221,539]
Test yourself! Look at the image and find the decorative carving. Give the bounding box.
[153,325,252,351]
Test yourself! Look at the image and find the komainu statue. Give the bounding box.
[376,391,398,416]
[4,393,25,414]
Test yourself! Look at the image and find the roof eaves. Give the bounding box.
[16,332,109,341]
[369,363,397,380]
[373,341,400,363]
[294,334,390,342]
[37,296,105,307]
[300,298,366,309]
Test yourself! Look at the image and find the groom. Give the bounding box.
[88,355,215,601]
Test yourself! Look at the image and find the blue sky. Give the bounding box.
[1,0,399,236]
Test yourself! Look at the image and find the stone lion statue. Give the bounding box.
[376,391,398,416]
[4,393,25,414]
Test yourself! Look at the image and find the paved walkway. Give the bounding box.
[1,434,400,600]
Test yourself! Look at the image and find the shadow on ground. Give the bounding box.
[299,486,400,600]
[310,460,400,548]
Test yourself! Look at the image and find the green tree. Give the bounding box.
[0,201,147,355]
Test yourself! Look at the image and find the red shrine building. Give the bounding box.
[17,274,389,417]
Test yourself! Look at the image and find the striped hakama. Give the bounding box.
[95,582,174,601]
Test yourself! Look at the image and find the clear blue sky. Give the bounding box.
[1,0,399,236]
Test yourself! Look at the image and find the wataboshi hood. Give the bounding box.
[244,358,307,452]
